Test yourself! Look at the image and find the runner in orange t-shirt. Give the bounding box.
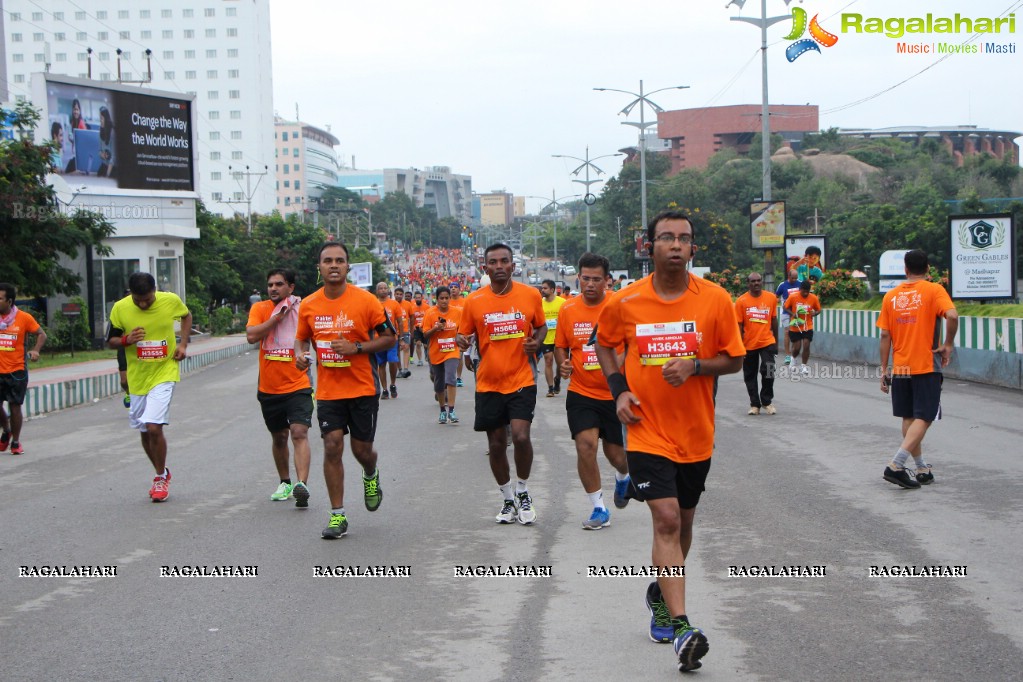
[0,282,47,456]
[422,287,463,424]
[456,243,546,526]
[783,279,821,375]
[246,268,314,507]
[374,282,406,400]
[596,210,744,671]
[410,291,429,367]
[553,253,630,530]
[877,249,958,489]
[448,282,467,388]
[735,272,778,415]
[395,287,414,377]
[294,242,395,540]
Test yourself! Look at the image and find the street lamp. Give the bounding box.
[728,0,801,292]
[522,193,581,265]
[552,147,623,252]
[594,81,688,247]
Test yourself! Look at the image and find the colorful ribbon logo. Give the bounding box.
[784,7,838,62]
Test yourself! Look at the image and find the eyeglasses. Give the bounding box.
[653,233,693,244]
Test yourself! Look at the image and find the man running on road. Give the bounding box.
[0,283,47,455]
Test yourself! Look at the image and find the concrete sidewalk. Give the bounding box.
[23,334,255,419]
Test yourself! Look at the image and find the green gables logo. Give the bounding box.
[957,220,1006,251]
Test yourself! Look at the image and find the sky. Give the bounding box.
[270,0,1023,212]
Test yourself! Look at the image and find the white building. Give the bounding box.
[336,166,473,222]
[0,0,275,214]
[275,116,341,216]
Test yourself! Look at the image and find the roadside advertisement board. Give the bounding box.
[949,214,1016,300]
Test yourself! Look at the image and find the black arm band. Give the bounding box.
[607,373,629,401]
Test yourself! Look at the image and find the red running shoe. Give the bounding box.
[0,430,10,452]
[149,469,171,502]
[10,441,24,455]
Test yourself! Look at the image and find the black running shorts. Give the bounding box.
[474,386,537,432]
[891,373,942,422]
[316,395,379,442]
[626,452,712,510]
[788,330,814,342]
[0,371,28,406]
[258,389,314,433]
[565,391,624,446]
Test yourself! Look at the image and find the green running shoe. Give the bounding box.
[270,481,293,501]
[321,513,348,539]
[363,469,382,512]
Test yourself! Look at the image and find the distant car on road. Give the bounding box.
[527,274,540,285]
[561,265,577,276]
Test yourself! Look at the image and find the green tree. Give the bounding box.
[0,102,115,296]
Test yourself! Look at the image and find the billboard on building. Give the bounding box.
[949,214,1016,300]
[34,74,195,193]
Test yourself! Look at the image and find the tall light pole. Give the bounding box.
[552,147,623,252]
[595,81,688,244]
[523,193,581,264]
[729,0,800,290]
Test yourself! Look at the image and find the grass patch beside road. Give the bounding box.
[830,298,1023,318]
[33,348,118,370]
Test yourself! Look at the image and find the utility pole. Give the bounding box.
[225,165,269,235]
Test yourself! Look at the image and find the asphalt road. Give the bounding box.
[2,350,1022,681]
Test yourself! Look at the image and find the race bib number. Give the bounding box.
[581,344,600,371]
[636,322,697,366]
[746,306,770,324]
[264,348,294,362]
[0,333,16,351]
[136,339,169,360]
[486,312,525,341]
[316,340,350,368]
[438,336,458,354]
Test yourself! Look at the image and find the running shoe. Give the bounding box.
[0,430,10,452]
[554,386,561,395]
[801,365,810,376]
[417,359,424,366]
[438,410,448,424]
[763,404,777,415]
[582,507,610,530]
[363,469,382,511]
[496,499,518,524]
[292,482,310,508]
[673,620,709,672]
[645,582,674,643]
[455,378,464,388]
[390,385,397,399]
[915,466,935,485]
[747,406,760,416]
[10,441,24,455]
[546,388,556,398]
[447,409,459,424]
[516,490,536,525]
[270,482,293,501]
[784,355,792,365]
[149,471,171,502]
[123,394,131,409]
[321,512,348,539]
[613,476,631,509]
[883,465,921,489]
[380,390,389,400]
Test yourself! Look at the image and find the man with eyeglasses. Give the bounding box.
[735,272,779,415]
[597,209,745,673]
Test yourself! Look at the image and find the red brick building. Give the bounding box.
[657,104,819,173]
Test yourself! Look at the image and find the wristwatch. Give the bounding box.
[354,342,363,354]
[693,358,702,376]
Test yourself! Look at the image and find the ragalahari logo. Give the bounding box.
[785,5,839,61]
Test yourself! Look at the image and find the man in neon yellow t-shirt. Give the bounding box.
[539,279,565,397]
[108,272,191,502]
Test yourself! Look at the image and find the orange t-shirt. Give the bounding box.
[877,280,955,375]
[422,305,463,365]
[247,301,312,395]
[597,274,746,464]
[784,291,821,331]
[458,282,545,394]
[0,310,42,374]
[296,285,387,400]
[380,298,405,334]
[554,297,620,401]
[410,301,428,329]
[734,291,778,350]
[399,300,416,331]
